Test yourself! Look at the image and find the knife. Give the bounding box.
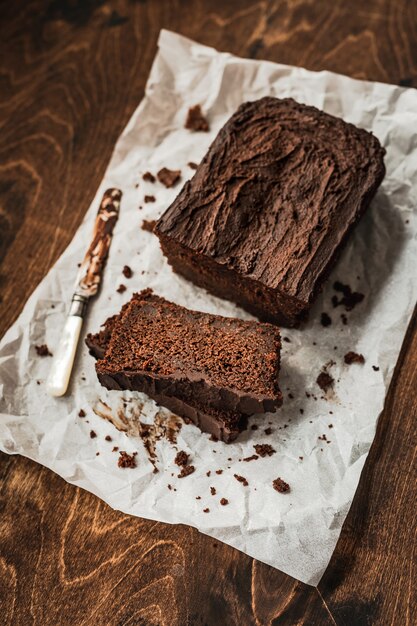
[46,188,122,397]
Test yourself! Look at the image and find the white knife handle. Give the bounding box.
[46,315,83,397]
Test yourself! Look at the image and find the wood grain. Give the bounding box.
[0,1,416,624]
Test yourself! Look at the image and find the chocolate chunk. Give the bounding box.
[220,498,229,506]
[316,371,334,392]
[185,104,209,132]
[122,265,133,279]
[105,435,112,441]
[203,508,210,513]
[78,409,86,418]
[272,477,290,493]
[372,365,380,371]
[243,454,259,462]
[118,451,137,468]
[142,172,156,183]
[144,195,156,203]
[90,430,97,438]
[35,344,52,357]
[344,351,365,365]
[254,444,276,457]
[157,167,181,188]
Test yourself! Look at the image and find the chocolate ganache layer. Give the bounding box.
[155,97,386,326]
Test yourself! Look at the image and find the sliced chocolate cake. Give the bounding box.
[155,97,385,326]
[87,290,282,442]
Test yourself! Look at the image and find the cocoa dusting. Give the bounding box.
[35,344,52,357]
[142,172,156,183]
[116,284,126,294]
[122,265,132,279]
[220,498,229,506]
[254,444,276,457]
[234,474,249,487]
[157,167,181,188]
[78,409,86,418]
[90,430,97,439]
[332,281,364,311]
[344,351,365,365]
[316,371,334,392]
[188,162,198,170]
[210,487,216,495]
[243,454,259,462]
[178,465,195,478]
[141,219,156,233]
[174,450,189,467]
[272,478,290,493]
[118,451,137,469]
[185,104,209,132]
[144,195,156,203]
[320,312,332,327]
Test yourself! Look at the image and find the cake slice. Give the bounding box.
[155,97,385,326]
[87,289,282,442]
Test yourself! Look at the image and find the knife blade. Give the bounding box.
[46,188,122,397]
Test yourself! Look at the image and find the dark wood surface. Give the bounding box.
[0,1,416,624]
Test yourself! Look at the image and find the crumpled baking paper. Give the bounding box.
[1,30,416,586]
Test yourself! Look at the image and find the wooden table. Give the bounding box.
[1,1,416,624]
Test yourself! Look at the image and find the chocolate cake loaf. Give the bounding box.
[155,97,386,326]
[87,290,282,442]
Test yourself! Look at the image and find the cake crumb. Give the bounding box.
[144,195,156,203]
[215,469,223,475]
[283,336,291,343]
[105,435,112,441]
[332,281,364,311]
[344,351,365,365]
[141,219,156,233]
[188,161,198,170]
[142,172,155,183]
[118,451,137,468]
[116,284,126,294]
[320,312,332,327]
[112,446,119,452]
[243,454,259,462]
[251,424,258,431]
[273,477,290,493]
[254,444,276,457]
[174,450,189,467]
[264,427,273,435]
[90,430,97,439]
[317,371,334,392]
[157,167,181,188]
[206,471,211,477]
[372,365,380,371]
[203,508,210,513]
[78,409,86,418]
[210,487,216,495]
[122,265,133,279]
[234,474,249,487]
[220,498,229,506]
[341,313,348,325]
[178,465,195,478]
[299,456,303,460]
[35,344,52,357]
[185,104,209,131]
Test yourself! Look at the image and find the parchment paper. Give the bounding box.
[1,30,416,586]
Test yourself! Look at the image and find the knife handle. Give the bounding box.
[46,315,83,397]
